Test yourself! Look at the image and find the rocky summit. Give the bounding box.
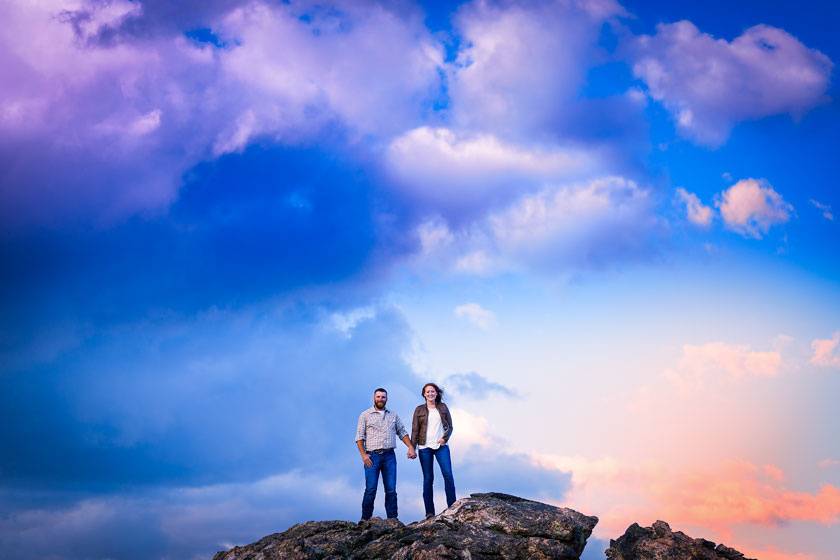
[605,520,757,560]
[212,492,598,559]
[213,494,759,560]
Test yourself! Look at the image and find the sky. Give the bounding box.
[1,1,839,559]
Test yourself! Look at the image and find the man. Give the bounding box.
[355,387,416,521]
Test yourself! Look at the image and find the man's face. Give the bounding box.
[373,391,388,410]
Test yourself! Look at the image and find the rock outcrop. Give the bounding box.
[213,495,758,560]
[605,520,756,560]
[213,492,598,559]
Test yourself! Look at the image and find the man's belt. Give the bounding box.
[368,448,393,454]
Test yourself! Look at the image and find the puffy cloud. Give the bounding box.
[409,175,660,275]
[385,126,600,218]
[454,303,497,330]
[675,187,713,228]
[809,199,834,221]
[448,0,624,138]
[632,21,832,146]
[487,176,658,270]
[213,1,442,149]
[665,341,782,391]
[716,179,794,239]
[0,0,442,227]
[810,332,840,368]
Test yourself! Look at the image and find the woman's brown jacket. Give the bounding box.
[411,402,453,446]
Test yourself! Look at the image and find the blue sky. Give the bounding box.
[1,1,839,559]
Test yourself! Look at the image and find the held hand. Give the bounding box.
[437,438,446,445]
[407,448,417,460]
[362,453,373,468]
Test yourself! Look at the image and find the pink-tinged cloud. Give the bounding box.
[535,455,840,558]
[666,341,782,390]
[662,464,840,528]
[716,179,794,239]
[675,187,713,227]
[632,21,832,146]
[810,332,840,368]
[744,547,816,560]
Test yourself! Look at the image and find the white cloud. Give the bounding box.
[0,0,443,226]
[632,21,832,146]
[385,126,600,216]
[215,2,443,145]
[329,306,377,338]
[448,0,623,137]
[809,199,834,221]
[486,176,656,268]
[716,179,793,238]
[454,250,496,276]
[446,406,491,448]
[454,302,496,330]
[810,332,840,368]
[675,187,713,227]
[410,176,659,276]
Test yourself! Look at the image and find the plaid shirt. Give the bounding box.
[355,407,408,451]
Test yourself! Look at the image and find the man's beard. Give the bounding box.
[374,401,386,410]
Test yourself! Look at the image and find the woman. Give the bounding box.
[411,382,456,518]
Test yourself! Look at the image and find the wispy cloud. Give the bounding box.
[810,199,835,221]
[454,303,496,330]
[665,341,782,390]
[445,371,519,400]
[675,187,713,228]
[810,331,840,368]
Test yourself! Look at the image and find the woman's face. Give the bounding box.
[424,386,437,401]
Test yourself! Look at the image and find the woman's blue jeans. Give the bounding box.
[418,444,456,516]
[362,449,397,519]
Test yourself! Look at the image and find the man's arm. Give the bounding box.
[356,413,372,467]
[357,439,372,467]
[395,415,416,459]
[401,434,416,459]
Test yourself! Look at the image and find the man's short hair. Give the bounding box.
[373,387,388,395]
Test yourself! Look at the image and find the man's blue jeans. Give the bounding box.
[362,449,398,519]
[418,444,456,516]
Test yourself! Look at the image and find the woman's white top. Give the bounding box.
[418,406,444,450]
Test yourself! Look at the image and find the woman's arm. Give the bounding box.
[411,405,422,445]
[441,404,453,443]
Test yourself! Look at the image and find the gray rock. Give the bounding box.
[212,492,598,559]
[605,520,756,560]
